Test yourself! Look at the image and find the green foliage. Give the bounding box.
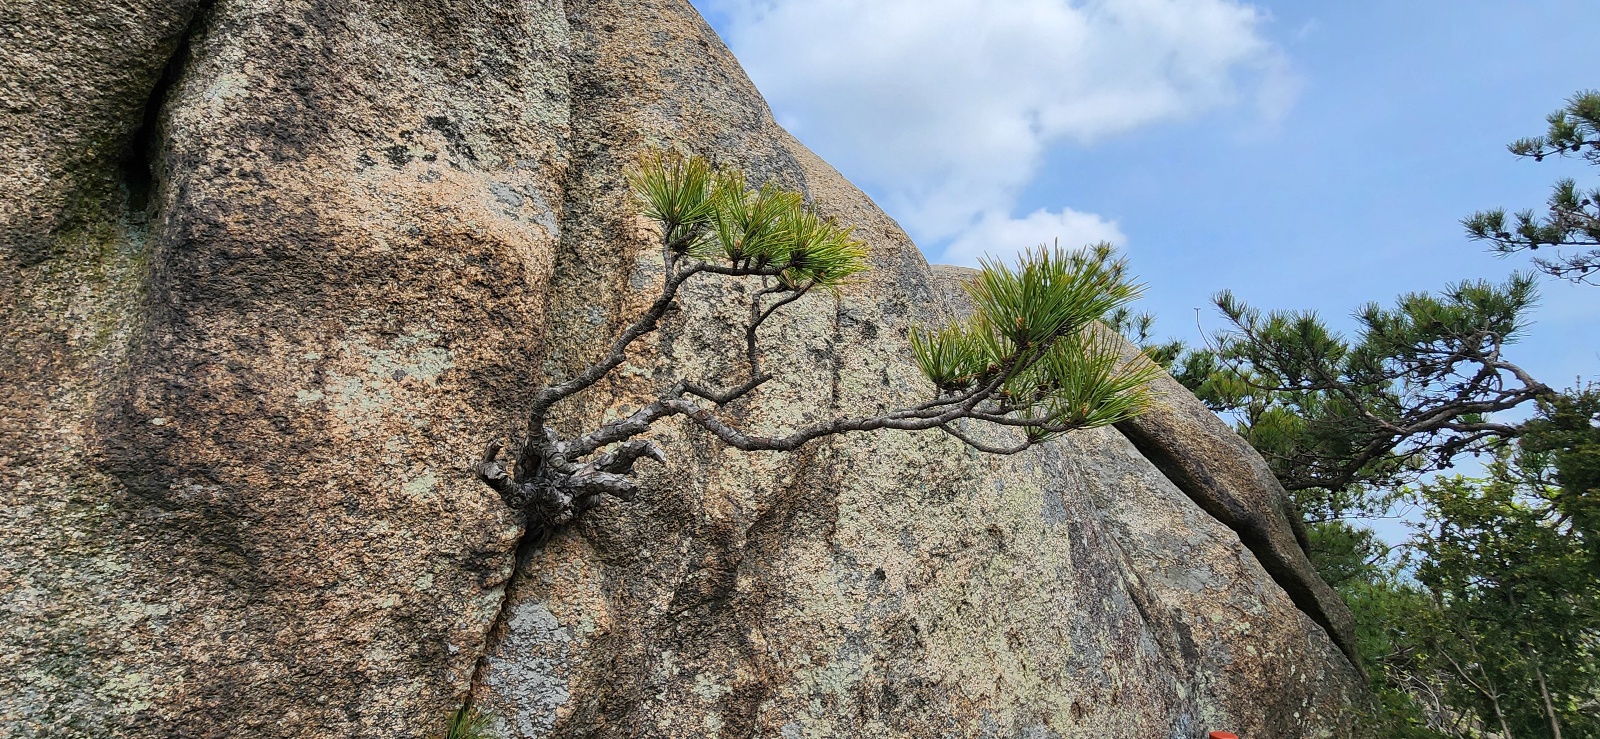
[1108,285,1584,735]
[1289,391,1600,739]
[1517,384,1600,557]
[1306,519,1391,591]
[1320,534,1455,737]
[1018,329,1159,434]
[626,149,719,250]
[770,196,870,289]
[1108,91,1600,737]
[1410,450,1600,739]
[629,152,1157,440]
[1180,274,1547,518]
[706,175,798,264]
[1104,306,1186,367]
[910,243,1161,439]
[434,703,496,739]
[965,243,1140,348]
[478,146,1165,528]
[628,150,868,290]
[612,148,1158,459]
[1465,90,1600,284]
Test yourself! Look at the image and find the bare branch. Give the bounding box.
[567,396,682,459]
[937,423,1035,455]
[682,374,772,405]
[566,470,641,502]
[473,441,517,499]
[587,439,666,477]
[529,261,706,420]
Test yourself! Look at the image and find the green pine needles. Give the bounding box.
[434,702,495,739]
[1166,273,1550,506]
[475,149,1159,543]
[911,244,1158,443]
[1464,89,1600,284]
[627,151,869,290]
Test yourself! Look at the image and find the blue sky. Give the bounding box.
[691,1,1599,538]
[1020,2,1599,384]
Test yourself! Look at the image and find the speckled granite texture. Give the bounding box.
[1,1,1370,736]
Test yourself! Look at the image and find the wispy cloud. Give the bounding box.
[944,208,1127,267]
[700,0,1295,265]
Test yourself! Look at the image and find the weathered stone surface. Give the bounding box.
[472,2,1370,738]
[0,0,204,262]
[3,3,208,735]
[4,0,556,735]
[2,0,1371,737]
[1115,363,1365,673]
[934,264,1364,672]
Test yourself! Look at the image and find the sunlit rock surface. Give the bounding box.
[2,0,1369,737]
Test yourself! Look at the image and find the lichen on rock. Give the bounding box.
[2,1,1372,737]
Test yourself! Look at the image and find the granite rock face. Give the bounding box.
[1116,364,1364,674]
[2,1,1370,737]
[929,265,1364,675]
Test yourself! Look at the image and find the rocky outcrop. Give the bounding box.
[1116,372,1363,673]
[4,0,551,734]
[929,265,1364,674]
[1,1,1370,737]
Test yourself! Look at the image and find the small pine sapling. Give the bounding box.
[474,151,1160,546]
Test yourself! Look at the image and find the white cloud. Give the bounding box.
[944,208,1127,268]
[699,0,1294,262]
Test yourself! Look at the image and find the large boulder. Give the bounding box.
[1,1,1371,737]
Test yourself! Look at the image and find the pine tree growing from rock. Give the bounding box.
[474,151,1161,547]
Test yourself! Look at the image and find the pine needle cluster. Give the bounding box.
[628,150,868,290]
[432,703,495,739]
[1178,274,1549,507]
[1464,90,1600,284]
[911,244,1158,442]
